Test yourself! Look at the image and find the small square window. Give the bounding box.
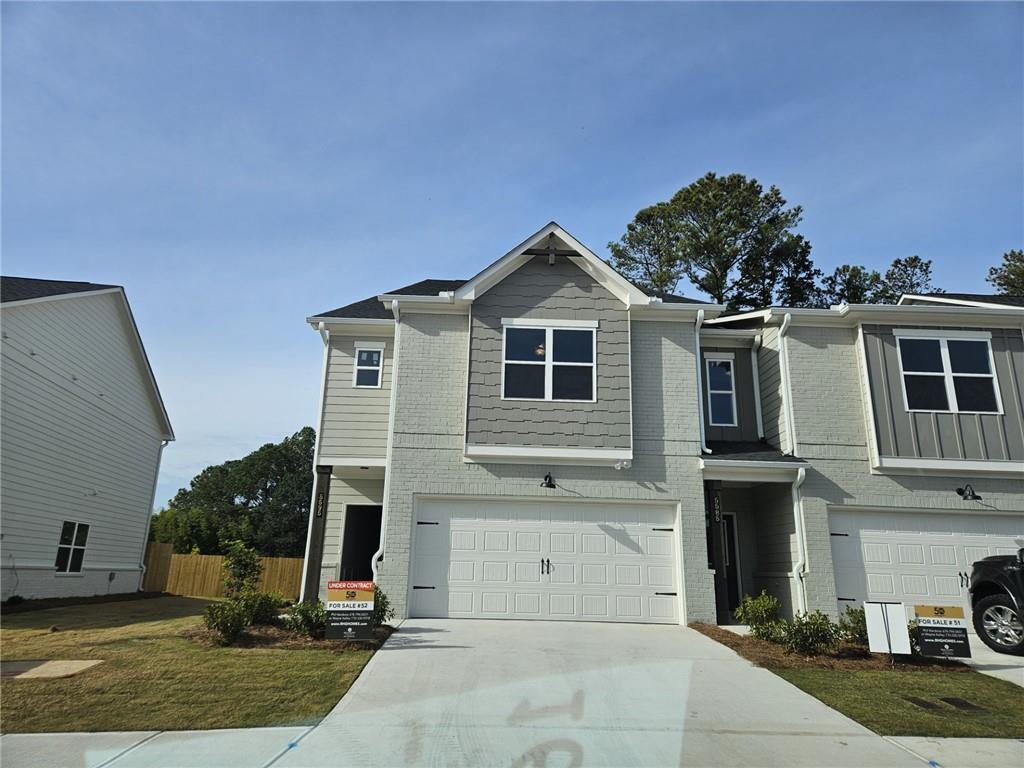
[353,347,384,388]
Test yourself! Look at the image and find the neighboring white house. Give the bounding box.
[1,277,174,600]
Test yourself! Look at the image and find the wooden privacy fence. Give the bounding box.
[142,542,304,600]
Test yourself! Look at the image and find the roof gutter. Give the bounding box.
[298,321,332,602]
[695,309,710,454]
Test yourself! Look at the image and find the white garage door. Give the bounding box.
[410,499,679,623]
[830,509,1024,615]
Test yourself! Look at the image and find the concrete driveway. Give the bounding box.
[275,619,922,767]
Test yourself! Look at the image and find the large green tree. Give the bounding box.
[987,249,1024,295]
[875,255,941,303]
[150,427,315,556]
[820,264,883,305]
[608,172,809,308]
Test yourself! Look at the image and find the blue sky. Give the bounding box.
[3,2,1021,506]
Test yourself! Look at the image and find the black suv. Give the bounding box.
[970,549,1024,655]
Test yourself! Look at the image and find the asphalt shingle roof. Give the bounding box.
[1,276,120,304]
[704,441,806,463]
[921,292,1024,307]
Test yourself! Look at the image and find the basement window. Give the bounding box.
[895,331,1001,414]
[55,521,89,574]
[502,322,596,402]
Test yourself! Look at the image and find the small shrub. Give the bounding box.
[782,611,840,655]
[5,595,25,605]
[238,590,284,625]
[204,601,247,645]
[837,606,868,646]
[754,619,789,644]
[373,585,395,627]
[222,540,262,598]
[734,590,782,641]
[283,600,327,637]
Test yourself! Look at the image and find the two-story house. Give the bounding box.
[300,222,1024,628]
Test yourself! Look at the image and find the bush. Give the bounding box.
[5,595,25,605]
[373,585,395,627]
[837,606,868,646]
[238,590,284,625]
[283,600,327,637]
[734,590,782,641]
[222,540,262,598]
[782,611,840,655]
[204,601,247,645]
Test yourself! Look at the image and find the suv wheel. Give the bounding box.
[973,594,1024,655]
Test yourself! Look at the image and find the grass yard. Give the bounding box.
[693,623,1024,738]
[1,596,375,733]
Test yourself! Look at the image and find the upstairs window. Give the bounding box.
[55,521,89,574]
[502,322,596,401]
[896,331,1001,414]
[353,346,384,388]
[705,353,737,426]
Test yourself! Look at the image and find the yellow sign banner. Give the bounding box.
[914,605,965,620]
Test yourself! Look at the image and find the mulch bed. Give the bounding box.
[182,623,396,652]
[1,591,168,615]
[690,622,969,672]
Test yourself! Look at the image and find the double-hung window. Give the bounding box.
[353,342,385,388]
[705,353,737,427]
[895,330,1001,414]
[502,320,596,401]
[55,521,89,574]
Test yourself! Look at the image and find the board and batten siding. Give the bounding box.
[465,255,631,450]
[1,293,165,599]
[862,325,1024,462]
[317,332,394,461]
[701,346,760,443]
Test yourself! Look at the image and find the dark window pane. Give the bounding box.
[355,368,380,387]
[710,393,735,425]
[59,521,75,545]
[948,341,990,374]
[504,364,545,398]
[899,339,943,372]
[357,350,381,367]
[904,375,949,410]
[953,377,998,412]
[707,360,733,391]
[553,330,593,363]
[69,548,85,573]
[55,547,71,572]
[74,524,90,547]
[552,366,593,400]
[505,328,546,361]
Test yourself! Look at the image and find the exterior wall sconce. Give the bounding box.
[956,484,982,501]
[540,473,556,489]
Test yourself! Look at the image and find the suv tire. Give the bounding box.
[973,594,1024,655]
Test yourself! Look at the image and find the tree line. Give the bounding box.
[607,172,1023,308]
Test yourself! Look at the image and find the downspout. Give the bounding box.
[751,334,764,440]
[695,309,710,454]
[372,300,402,582]
[138,439,169,591]
[299,321,331,602]
[778,313,799,457]
[790,466,809,614]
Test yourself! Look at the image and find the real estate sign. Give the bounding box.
[325,580,375,641]
[864,602,912,655]
[913,604,971,658]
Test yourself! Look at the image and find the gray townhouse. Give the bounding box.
[299,222,1024,628]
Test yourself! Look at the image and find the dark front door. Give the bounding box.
[339,505,383,581]
[723,514,741,611]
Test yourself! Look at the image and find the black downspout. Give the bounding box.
[302,465,332,603]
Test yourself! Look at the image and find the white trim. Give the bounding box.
[892,328,992,340]
[464,444,632,466]
[751,335,765,440]
[307,316,395,326]
[139,439,168,590]
[855,326,883,470]
[874,456,1024,475]
[501,324,597,402]
[352,346,384,389]
[373,300,404,582]
[700,457,805,483]
[0,286,122,309]
[502,317,598,329]
[898,294,1024,310]
[705,356,738,427]
[353,339,387,350]
[55,520,90,574]
[695,310,710,453]
[791,468,809,614]
[704,351,735,361]
[708,304,1024,330]
[895,335,1003,415]
[316,457,387,468]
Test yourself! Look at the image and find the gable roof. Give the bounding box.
[1,276,120,304]
[2,275,174,441]
[899,292,1024,309]
[313,279,467,320]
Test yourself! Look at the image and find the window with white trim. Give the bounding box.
[55,521,89,574]
[353,348,383,388]
[502,323,596,401]
[705,354,737,426]
[896,333,1001,413]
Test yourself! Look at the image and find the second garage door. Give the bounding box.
[409,499,679,623]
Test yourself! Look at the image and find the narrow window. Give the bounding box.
[353,348,383,388]
[706,356,737,427]
[502,324,596,401]
[55,521,89,574]
[897,334,1000,414]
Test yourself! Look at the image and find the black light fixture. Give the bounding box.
[541,473,556,489]
[956,484,982,502]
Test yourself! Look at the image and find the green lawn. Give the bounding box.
[1,596,374,733]
[775,668,1024,738]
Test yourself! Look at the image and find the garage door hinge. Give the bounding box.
[837,597,856,601]
[652,527,674,532]
[655,592,677,596]
[417,521,439,526]
[829,532,849,537]
[412,586,435,590]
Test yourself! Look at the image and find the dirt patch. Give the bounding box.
[2,592,168,615]
[690,623,969,672]
[182,623,396,652]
